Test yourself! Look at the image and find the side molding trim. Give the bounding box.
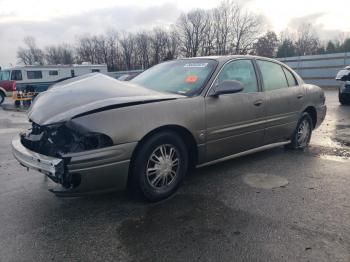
[196,141,291,168]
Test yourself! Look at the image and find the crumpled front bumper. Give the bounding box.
[12,138,64,177]
[12,137,137,196]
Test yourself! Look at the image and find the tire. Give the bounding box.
[129,131,189,202]
[0,92,4,105]
[286,112,313,150]
[339,90,350,105]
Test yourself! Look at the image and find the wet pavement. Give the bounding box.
[0,91,349,262]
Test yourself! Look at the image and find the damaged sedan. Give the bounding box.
[12,56,327,201]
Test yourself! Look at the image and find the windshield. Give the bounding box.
[0,70,10,81]
[131,59,217,96]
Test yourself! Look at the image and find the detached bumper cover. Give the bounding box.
[12,137,138,196]
[12,138,64,176]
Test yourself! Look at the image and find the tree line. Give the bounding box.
[16,0,350,71]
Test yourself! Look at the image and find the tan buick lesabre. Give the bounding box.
[12,56,327,201]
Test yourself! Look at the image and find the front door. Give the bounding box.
[205,59,266,162]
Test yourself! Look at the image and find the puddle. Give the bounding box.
[305,145,350,161]
[243,173,288,189]
[334,125,350,146]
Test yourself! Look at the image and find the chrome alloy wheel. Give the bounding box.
[146,144,180,189]
[297,118,311,147]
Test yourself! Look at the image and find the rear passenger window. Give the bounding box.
[217,59,258,93]
[257,60,288,91]
[282,67,297,86]
[27,71,42,79]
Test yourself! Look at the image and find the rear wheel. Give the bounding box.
[0,92,4,105]
[286,112,313,150]
[129,131,188,202]
[339,90,350,105]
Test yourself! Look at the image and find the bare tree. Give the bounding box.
[15,1,274,69]
[119,32,135,70]
[45,44,75,64]
[213,0,232,55]
[149,27,170,64]
[135,32,150,69]
[76,35,97,63]
[295,24,320,56]
[200,10,216,56]
[229,4,263,54]
[253,31,278,57]
[165,26,180,60]
[105,30,120,71]
[17,36,45,65]
[177,9,209,57]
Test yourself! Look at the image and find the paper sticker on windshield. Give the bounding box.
[184,63,208,68]
[186,75,198,83]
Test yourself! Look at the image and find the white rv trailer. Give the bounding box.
[0,64,108,93]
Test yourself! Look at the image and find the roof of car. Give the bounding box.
[178,55,280,64]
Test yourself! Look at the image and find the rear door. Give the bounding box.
[205,59,266,162]
[256,59,301,144]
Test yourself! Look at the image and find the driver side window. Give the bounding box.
[217,60,258,93]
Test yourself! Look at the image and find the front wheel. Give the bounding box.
[0,92,4,105]
[339,90,350,105]
[129,131,188,202]
[286,112,313,150]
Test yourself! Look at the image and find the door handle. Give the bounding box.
[297,94,304,99]
[254,100,263,106]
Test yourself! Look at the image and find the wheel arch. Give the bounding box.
[0,86,6,96]
[128,124,198,177]
[0,87,5,104]
[303,106,317,129]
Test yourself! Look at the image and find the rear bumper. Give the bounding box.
[315,104,327,129]
[12,137,137,196]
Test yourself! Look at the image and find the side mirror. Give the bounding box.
[211,80,244,96]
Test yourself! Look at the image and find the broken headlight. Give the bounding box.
[21,121,113,157]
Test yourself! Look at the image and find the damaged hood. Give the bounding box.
[28,73,183,125]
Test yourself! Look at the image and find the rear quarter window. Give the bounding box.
[282,67,298,86]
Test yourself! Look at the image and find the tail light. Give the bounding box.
[12,81,16,91]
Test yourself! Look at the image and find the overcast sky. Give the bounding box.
[0,0,349,68]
